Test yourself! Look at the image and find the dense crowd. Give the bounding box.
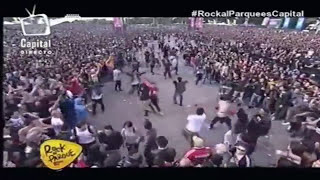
[3,22,320,168]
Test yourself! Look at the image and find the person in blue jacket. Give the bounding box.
[74,97,89,125]
[59,90,77,129]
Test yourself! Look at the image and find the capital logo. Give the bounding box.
[20,5,50,36]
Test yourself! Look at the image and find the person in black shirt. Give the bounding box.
[150,54,156,75]
[234,104,249,135]
[98,125,123,151]
[232,76,246,104]
[203,62,212,84]
[98,125,123,167]
[302,121,320,159]
[249,79,265,108]
[246,109,271,155]
[173,77,188,106]
[132,58,140,73]
[274,86,292,121]
[144,50,151,67]
[152,136,176,167]
[143,120,158,167]
[162,58,172,79]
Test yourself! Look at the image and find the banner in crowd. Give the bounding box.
[195,17,203,29]
[282,18,290,28]
[295,17,305,30]
[267,18,283,28]
[113,17,123,28]
[261,18,270,26]
[189,17,195,28]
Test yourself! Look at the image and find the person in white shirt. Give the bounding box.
[113,67,122,92]
[91,84,105,115]
[72,122,97,156]
[210,95,233,130]
[183,107,206,147]
[170,56,178,75]
[50,110,64,136]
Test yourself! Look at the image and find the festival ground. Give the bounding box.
[88,52,292,167]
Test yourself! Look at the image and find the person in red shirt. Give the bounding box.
[179,136,213,167]
[143,80,163,115]
[70,153,88,168]
[66,73,84,97]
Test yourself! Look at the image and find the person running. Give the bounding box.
[126,71,146,96]
[131,58,140,73]
[183,107,206,147]
[170,55,178,75]
[139,82,155,117]
[173,77,188,106]
[209,95,233,130]
[195,66,204,85]
[144,80,163,115]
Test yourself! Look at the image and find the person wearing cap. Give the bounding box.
[224,141,252,167]
[183,107,206,147]
[179,136,213,167]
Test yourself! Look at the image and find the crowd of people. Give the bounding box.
[3,22,320,168]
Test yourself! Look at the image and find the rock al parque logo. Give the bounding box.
[19,5,53,55]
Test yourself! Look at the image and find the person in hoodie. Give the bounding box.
[59,90,77,129]
[246,109,271,154]
[233,104,249,135]
[74,97,89,125]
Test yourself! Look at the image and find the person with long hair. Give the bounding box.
[121,121,143,153]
